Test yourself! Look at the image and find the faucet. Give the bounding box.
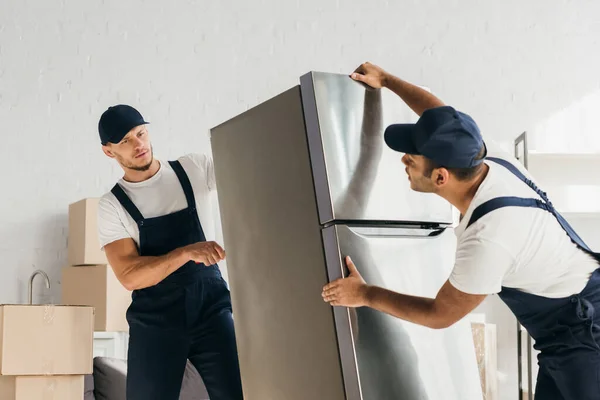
[28,270,50,305]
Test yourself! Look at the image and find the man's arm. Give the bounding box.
[104,239,189,291]
[322,256,487,329]
[362,280,486,329]
[104,238,225,291]
[350,62,446,116]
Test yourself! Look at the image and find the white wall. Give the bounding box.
[2,0,600,398]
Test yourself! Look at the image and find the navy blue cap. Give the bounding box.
[384,106,486,168]
[98,105,149,145]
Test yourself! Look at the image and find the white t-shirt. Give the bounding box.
[97,153,218,250]
[450,142,599,298]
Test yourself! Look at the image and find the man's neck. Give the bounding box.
[122,159,161,183]
[439,164,489,216]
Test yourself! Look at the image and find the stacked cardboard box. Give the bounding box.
[0,304,94,399]
[61,198,132,333]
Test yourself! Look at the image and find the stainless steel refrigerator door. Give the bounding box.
[322,224,483,400]
[301,71,455,226]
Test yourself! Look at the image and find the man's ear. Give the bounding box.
[102,145,115,159]
[435,168,450,187]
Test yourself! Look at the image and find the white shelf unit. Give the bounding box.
[93,331,129,360]
[526,151,600,216]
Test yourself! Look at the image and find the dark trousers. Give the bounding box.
[533,311,600,400]
[534,357,600,400]
[125,269,243,400]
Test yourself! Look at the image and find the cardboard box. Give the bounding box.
[0,305,94,375]
[68,198,107,265]
[61,265,131,332]
[471,322,498,400]
[0,375,84,399]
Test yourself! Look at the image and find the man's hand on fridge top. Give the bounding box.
[350,62,390,89]
[322,256,371,308]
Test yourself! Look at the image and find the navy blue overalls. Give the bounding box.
[466,157,600,399]
[111,160,244,400]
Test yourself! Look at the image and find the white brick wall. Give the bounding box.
[1,0,600,397]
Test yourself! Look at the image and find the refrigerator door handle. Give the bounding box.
[344,225,446,239]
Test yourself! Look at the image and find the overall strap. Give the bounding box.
[486,157,551,204]
[168,160,197,210]
[111,184,145,224]
[553,210,593,255]
[467,197,550,228]
[469,157,596,256]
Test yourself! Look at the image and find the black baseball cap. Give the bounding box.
[384,106,486,168]
[98,105,149,145]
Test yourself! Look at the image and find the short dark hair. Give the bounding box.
[423,145,487,181]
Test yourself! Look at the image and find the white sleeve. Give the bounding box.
[449,236,515,295]
[97,196,132,250]
[184,153,216,191]
[205,153,216,191]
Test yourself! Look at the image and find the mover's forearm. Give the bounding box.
[384,75,446,116]
[365,286,448,329]
[117,248,189,290]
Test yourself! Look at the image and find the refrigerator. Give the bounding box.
[209,71,483,400]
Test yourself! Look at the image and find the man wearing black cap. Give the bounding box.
[322,62,600,399]
[96,105,243,400]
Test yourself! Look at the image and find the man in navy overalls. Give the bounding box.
[96,105,244,400]
[323,63,600,399]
